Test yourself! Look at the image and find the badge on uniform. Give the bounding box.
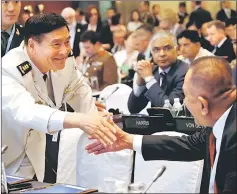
[17,61,32,76]
[16,28,20,36]
[52,132,59,142]
[77,28,81,33]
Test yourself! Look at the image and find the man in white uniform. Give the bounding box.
[2,13,117,183]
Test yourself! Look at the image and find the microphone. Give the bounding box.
[1,145,8,155]
[142,165,166,194]
[105,86,119,101]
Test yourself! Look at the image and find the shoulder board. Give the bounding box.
[68,50,74,57]
[17,61,32,76]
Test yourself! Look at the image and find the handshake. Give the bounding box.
[80,101,134,155]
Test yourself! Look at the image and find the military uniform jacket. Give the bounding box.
[2,43,96,181]
[81,50,118,91]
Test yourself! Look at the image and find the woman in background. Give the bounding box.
[127,9,143,32]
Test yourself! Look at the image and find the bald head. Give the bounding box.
[61,7,76,25]
[188,56,234,98]
[184,56,236,127]
[186,56,235,106]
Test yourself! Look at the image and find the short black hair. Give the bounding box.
[111,13,121,25]
[179,2,186,7]
[195,1,202,6]
[225,18,237,27]
[75,8,85,16]
[143,1,150,7]
[107,7,116,12]
[177,30,201,43]
[80,30,101,44]
[23,9,31,15]
[186,20,202,30]
[24,13,69,45]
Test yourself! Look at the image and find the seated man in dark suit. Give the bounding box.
[216,0,237,23]
[128,30,189,113]
[207,20,236,62]
[86,56,237,194]
[1,1,24,57]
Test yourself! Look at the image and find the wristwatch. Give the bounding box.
[144,76,155,83]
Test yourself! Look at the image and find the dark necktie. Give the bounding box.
[42,74,55,103]
[1,31,10,56]
[160,72,167,89]
[209,131,218,193]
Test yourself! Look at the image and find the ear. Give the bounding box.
[27,38,36,53]
[197,96,209,116]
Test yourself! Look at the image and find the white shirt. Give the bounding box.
[223,8,231,18]
[68,22,77,49]
[212,37,227,54]
[88,24,97,32]
[133,66,171,97]
[133,105,233,194]
[127,21,143,32]
[178,47,214,64]
[208,105,232,193]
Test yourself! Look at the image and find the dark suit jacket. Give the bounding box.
[128,59,189,113]
[189,7,212,26]
[141,103,236,193]
[81,22,113,50]
[200,35,214,52]
[72,23,83,57]
[214,38,236,62]
[2,24,24,57]
[216,9,237,23]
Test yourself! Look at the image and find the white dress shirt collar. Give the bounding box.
[209,105,233,193]
[159,66,171,75]
[217,37,227,48]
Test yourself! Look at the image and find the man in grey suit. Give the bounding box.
[127,30,189,113]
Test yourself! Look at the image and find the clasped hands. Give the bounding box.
[135,59,154,80]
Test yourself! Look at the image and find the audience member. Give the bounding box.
[104,7,116,26]
[186,20,214,52]
[139,1,154,26]
[216,0,237,23]
[128,30,189,113]
[159,8,185,37]
[225,18,237,40]
[189,1,212,27]
[152,4,161,27]
[82,5,113,50]
[207,20,236,62]
[75,8,87,25]
[111,28,126,54]
[21,9,31,25]
[1,1,23,57]
[61,7,83,58]
[127,9,143,32]
[114,33,139,84]
[178,2,189,25]
[79,31,118,91]
[177,30,213,64]
[135,24,153,61]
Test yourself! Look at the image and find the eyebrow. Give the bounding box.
[51,35,71,42]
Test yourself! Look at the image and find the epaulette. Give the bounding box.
[68,50,74,57]
[17,61,32,76]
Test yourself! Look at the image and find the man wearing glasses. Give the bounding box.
[128,30,189,113]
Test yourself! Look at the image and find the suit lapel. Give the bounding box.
[10,25,23,50]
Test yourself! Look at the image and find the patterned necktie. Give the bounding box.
[209,131,218,193]
[160,72,167,89]
[1,31,10,56]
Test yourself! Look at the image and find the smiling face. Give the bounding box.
[1,1,21,30]
[28,26,71,72]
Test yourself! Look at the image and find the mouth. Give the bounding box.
[54,57,67,61]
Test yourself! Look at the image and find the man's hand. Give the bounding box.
[64,112,117,147]
[95,101,106,112]
[85,123,135,155]
[137,60,154,79]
